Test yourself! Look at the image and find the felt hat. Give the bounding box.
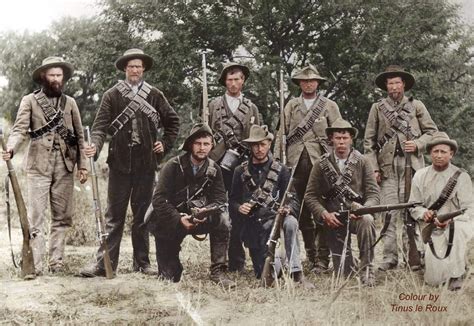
[218,62,250,86]
[242,125,274,143]
[179,123,214,151]
[375,65,415,91]
[32,56,74,84]
[325,118,358,138]
[115,48,154,72]
[291,64,327,85]
[426,131,458,154]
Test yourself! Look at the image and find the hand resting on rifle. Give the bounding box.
[403,140,417,153]
[238,202,254,215]
[1,148,13,160]
[321,211,343,229]
[84,143,96,158]
[423,210,449,228]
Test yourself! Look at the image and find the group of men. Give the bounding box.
[2,48,473,291]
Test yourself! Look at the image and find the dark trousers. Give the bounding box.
[96,164,154,271]
[155,212,230,282]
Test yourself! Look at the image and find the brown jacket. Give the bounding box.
[208,95,260,162]
[274,94,342,167]
[304,150,380,219]
[91,82,180,174]
[7,91,86,174]
[363,96,438,178]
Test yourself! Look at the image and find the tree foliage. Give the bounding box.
[0,0,472,168]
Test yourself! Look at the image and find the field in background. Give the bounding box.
[0,146,473,325]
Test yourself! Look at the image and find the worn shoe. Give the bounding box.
[448,277,464,291]
[137,265,158,276]
[291,271,316,289]
[378,262,397,271]
[79,264,108,278]
[210,272,236,288]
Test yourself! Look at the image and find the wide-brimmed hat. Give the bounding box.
[179,123,214,151]
[242,125,274,143]
[426,132,458,154]
[32,56,74,84]
[375,65,415,91]
[325,118,358,138]
[218,62,250,86]
[115,48,154,72]
[291,64,327,85]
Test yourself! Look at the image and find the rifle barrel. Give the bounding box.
[352,201,422,216]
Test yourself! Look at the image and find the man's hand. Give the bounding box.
[84,144,96,158]
[180,214,196,230]
[77,169,88,184]
[403,140,417,153]
[238,202,254,215]
[153,141,164,154]
[277,205,291,216]
[374,171,382,184]
[322,211,343,229]
[434,218,449,228]
[1,148,13,161]
[423,210,435,223]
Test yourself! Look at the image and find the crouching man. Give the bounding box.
[304,119,379,286]
[147,123,234,287]
[230,125,307,284]
[409,132,474,290]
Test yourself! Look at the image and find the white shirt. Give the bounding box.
[303,97,316,110]
[225,93,243,113]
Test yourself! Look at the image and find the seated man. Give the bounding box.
[409,132,474,290]
[229,125,305,283]
[147,123,234,287]
[304,119,379,286]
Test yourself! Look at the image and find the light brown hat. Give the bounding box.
[115,48,154,72]
[242,125,274,143]
[325,118,358,138]
[179,123,214,151]
[375,65,415,91]
[32,56,74,84]
[291,64,327,85]
[426,132,458,154]
[218,62,250,86]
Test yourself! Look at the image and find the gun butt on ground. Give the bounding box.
[421,208,466,244]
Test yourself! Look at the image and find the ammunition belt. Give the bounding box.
[242,160,282,211]
[286,95,327,147]
[214,97,252,150]
[428,169,463,211]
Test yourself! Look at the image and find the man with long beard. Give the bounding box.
[80,49,180,277]
[2,56,88,276]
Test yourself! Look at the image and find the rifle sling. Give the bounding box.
[428,222,454,260]
[371,211,392,249]
[5,175,19,268]
[109,81,161,137]
[286,95,327,147]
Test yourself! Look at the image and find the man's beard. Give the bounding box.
[42,80,63,97]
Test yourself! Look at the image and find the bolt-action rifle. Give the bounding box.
[421,208,466,244]
[337,201,423,224]
[201,53,209,125]
[85,126,114,279]
[0,126,35,279]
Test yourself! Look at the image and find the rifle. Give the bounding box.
[337,201,423,224]
[421,208,466,244]
[0,126,35,279]
[85,126,114,279]
[201,53,209,125]
[261,168,296,287]
[403,102,422,268]
[278,69,287,165]
[188,203,227,223]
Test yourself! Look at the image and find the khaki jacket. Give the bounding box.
[363,96,438,178]
[304,150,380,219]
[7,92,86,174]
[208,95,260,162]
[274,94,341,167]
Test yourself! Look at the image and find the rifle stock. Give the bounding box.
[0,127,35,279]
[85,127,114,279]
[190,203,227,222]
[260,168,296,287]
[421,208,466,244]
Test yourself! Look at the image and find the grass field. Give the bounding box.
[0,145,473,325]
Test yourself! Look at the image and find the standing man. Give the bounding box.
[229,125,304,282]
[274,64,342,273]
[208,62,261,272]
[409,132,474,290]
[364,65,438,271]
[148,123,234,287]
[305,119,379,286]
[2,56,88,275]
[80,49,180,277]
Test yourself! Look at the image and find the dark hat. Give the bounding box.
[115,48,154,72]
[242,125,274,143]
[325,119,358,138]
[375,65,415,91]
[291,64,327,85]
[32,56,74,84]
[179,123,214,151]
[426,132,458,155]
[218,62,250,86]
